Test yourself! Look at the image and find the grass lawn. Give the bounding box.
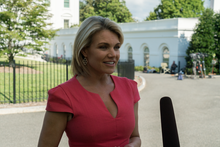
[0,57,118,104]
[0,57,72,104]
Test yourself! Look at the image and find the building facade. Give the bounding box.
[48,18,199,69]
[47,0,220,69]
[46,0,79,29]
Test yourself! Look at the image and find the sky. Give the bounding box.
[125,0,211,22]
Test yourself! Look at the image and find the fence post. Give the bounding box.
[117,62,120,77]
[66,60,68,81]
[13,60,16,104]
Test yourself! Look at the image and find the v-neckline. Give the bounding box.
[74,75,118,119]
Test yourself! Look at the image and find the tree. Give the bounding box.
[213,12,220,73]
[145,0,205,21]
[0,0,58,64]
[80,0,134,23]
[214,12,220,62]
[185,8,216,74]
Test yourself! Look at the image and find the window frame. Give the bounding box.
[144,47,149,67]
[64,19,69,29]
[162,47,170,66]
[64,0,70,8]
[128,47,133,61]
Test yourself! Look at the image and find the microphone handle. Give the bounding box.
[160,97,180,147]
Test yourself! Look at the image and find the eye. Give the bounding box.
[114,46,120,50]
[99,46,108,49]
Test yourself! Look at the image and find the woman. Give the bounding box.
[38,16,141,147]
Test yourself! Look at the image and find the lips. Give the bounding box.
[104,61,115,65]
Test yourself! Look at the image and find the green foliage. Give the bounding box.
[80,0,134,23]
[17,53,27,57]
[214,12,220,61]
[185,8,218,75]
[134,66,144,71]
[148,66,160,73]
[0,0,58,63]
[154,67,160,73]
[147,66,153,69]
[145,0,205,20]
[134,65,160,73]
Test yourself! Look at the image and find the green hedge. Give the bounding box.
[134,66,144,71]
[134,65,160,73]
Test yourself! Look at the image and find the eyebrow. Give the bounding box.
[98,42,121,46]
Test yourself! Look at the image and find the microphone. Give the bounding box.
[160,97,180,147]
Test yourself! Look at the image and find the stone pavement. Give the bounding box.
[0,72,220,147]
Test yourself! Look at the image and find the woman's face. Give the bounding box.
[82,29,121,76]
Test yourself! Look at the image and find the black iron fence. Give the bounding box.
[117,60,135,80]
[0,58,134,104]
[0,59,71,104]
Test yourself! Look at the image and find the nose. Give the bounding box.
[108,47,116,57]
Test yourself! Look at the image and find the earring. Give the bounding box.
[83,57,88,66]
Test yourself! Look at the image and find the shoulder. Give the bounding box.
[48,77,76,95]
[111,75,140,103]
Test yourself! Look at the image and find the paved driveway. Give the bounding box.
[137,72,220,147]
[0,111,69,147]
[0,73,219,147]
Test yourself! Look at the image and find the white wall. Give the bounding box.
[211,0,220,12]
[49,18,199,69]
[117,18,198,69]
[47,0,79,29]
[49,28,78,58]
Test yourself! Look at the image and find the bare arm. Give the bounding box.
[124,102,141,147]
[38,111,70,147]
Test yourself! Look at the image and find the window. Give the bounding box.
[144,47,149,67]
[163,47,169,66]
[64,19,69,29]
[64,0,69,8]
[128,47,133,60]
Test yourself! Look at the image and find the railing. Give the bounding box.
[0,59,71,104]
[0,58,135,104]
[117,60,135,80]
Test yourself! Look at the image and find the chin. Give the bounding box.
[104,70,115,75]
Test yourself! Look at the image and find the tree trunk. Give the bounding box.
[9,53,15,67]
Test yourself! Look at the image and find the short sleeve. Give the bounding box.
[129,80,141,104]
[46,86,73,114]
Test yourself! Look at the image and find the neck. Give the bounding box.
[77,73,112,86]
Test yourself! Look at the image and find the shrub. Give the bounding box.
[154,67,160,73]
[147,66,152,69]
[134,66,144,71]
[49,58,53,62]
[185,68,193,75]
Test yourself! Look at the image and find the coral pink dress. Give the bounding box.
[46,75,140,147]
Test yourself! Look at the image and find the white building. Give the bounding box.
[47,0,220,69]
[210,0,220,12]
[49,18,198,69]
[46,0,79,29]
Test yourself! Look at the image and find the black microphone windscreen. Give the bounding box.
[160,96,180,147]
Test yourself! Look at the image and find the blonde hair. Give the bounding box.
[71,16,124,76]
